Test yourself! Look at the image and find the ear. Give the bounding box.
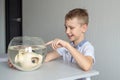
[81,24,88,33]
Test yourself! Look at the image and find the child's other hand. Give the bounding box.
[8,59,15,69]
[45,39,69,50]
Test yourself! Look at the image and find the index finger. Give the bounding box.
[45,40,53,46]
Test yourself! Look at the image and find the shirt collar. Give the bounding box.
[70,39,87,48]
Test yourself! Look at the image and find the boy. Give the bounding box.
[45,8,94,70]
[8,8,95,80]
[44,8,95,80]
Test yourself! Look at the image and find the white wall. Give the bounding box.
[23,0,120,80]
[0,0,5,54]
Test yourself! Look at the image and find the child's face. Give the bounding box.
[65,17,87,44]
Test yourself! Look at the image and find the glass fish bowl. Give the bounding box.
[7,36,47,71]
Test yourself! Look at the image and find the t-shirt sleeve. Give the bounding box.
[83,44,95,63]
[57,47,66,56]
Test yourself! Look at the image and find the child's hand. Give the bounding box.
[45,39,69,50]
[8,59,15,69]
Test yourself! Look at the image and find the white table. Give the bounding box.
[0,54,99,80]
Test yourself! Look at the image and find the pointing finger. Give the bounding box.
[45,41,53,46]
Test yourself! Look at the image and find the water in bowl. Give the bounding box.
[8,45,47,71]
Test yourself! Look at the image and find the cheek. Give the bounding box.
[72,29,81,35]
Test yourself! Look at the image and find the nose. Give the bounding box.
[65,28,70,34]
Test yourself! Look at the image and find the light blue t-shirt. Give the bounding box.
[57,40,95,80]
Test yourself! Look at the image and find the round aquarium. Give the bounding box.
[7,36,47,71]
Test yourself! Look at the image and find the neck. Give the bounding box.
[73,36,85,46]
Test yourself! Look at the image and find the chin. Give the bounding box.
[69,38,74,42]
[68,36,75,42]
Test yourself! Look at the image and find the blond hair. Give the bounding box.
[65,8,89,25]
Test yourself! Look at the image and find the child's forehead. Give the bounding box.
[65,17,83,25]
[65,18,81,27]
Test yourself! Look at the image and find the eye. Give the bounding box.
[68,26,75,30]
[70,27,74,29]
[31,57,39,64]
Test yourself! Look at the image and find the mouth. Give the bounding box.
[67,34,74,39]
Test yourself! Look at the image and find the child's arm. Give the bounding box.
[44,50,61,62]
[66,44,93,71]
[46,39,93,71]
[44,41,61,62]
